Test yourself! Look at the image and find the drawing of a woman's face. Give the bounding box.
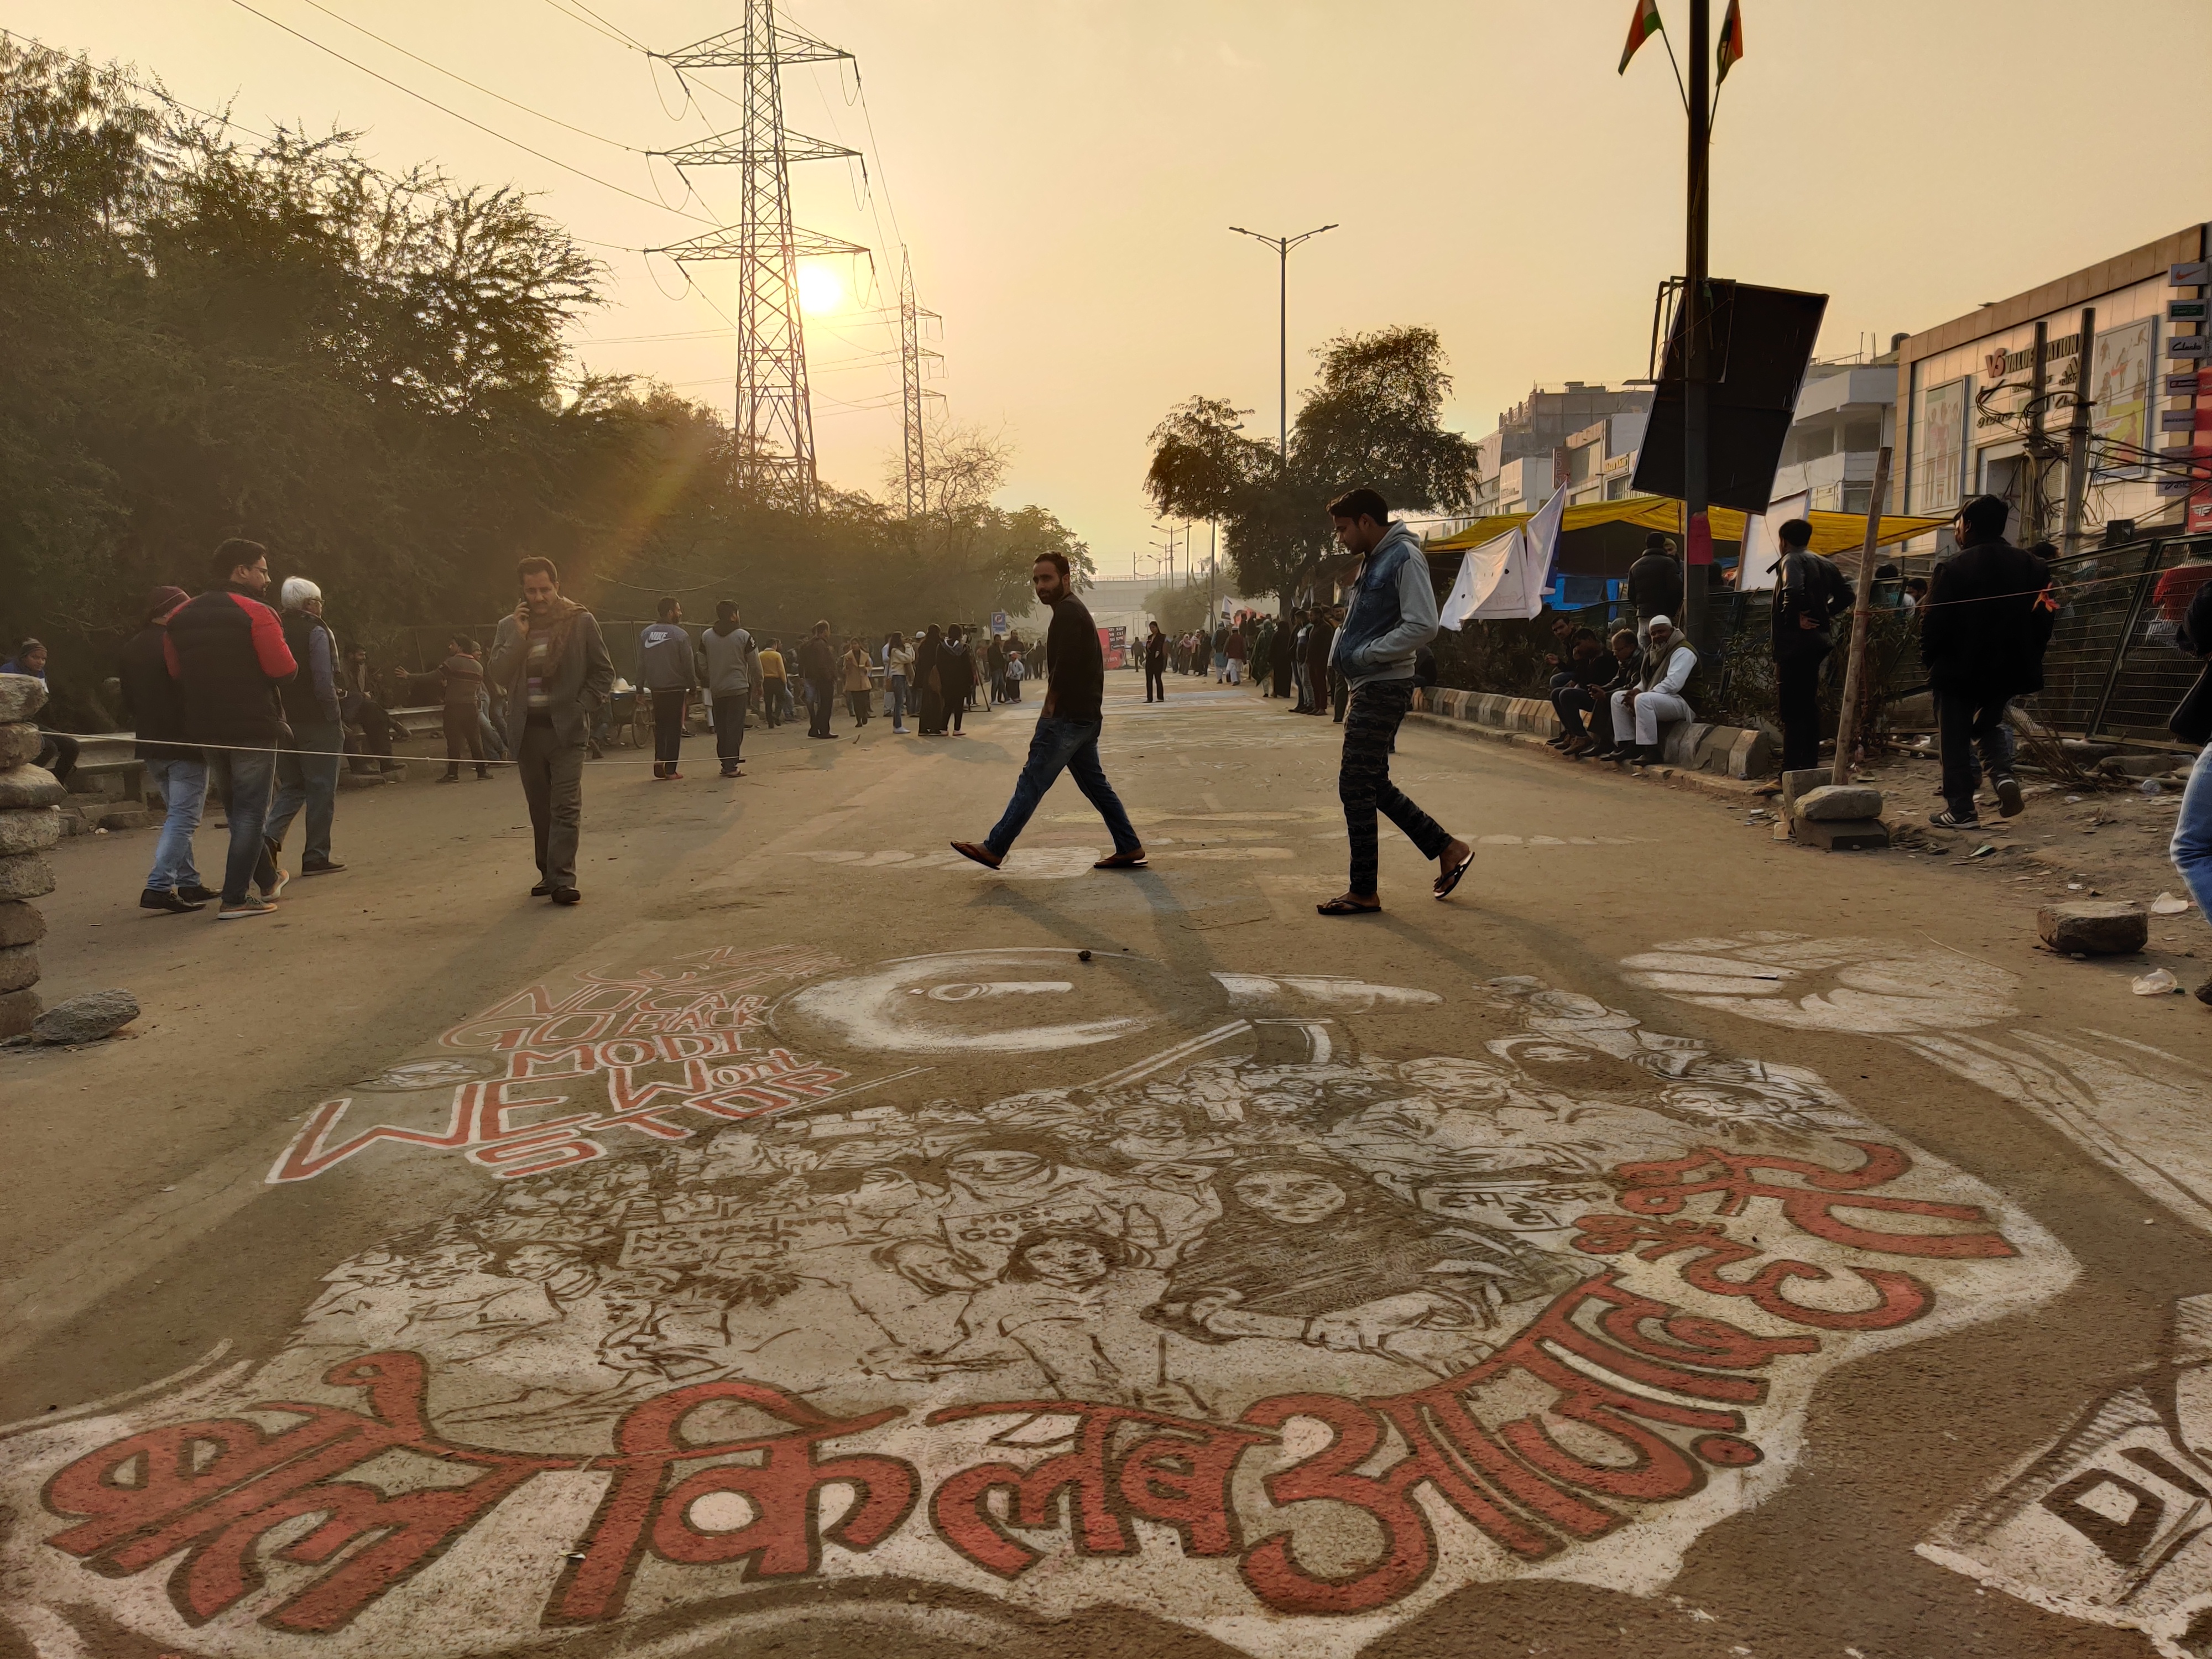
[1018,1237,1110,1286]
[1233,1171,1347,1226]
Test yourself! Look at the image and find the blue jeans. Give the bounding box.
[213,748,279,904]
[2173,742,2212,919]
[267,718,341,867]
[888,675,909,730]
[144,756,206,893]
[985,714,1140,859]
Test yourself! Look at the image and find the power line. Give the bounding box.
[223,0,720,225]
[290,0,647,154]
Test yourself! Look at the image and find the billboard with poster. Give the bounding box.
[1916,378,1968,515]
[2088,316,2154,474]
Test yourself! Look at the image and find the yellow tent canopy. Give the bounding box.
[1423,494,1947,557]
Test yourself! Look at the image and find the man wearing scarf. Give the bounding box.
[488,556,613,905]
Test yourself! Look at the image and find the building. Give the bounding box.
[1468,382,1652,519]
[1768,354,1898,517]
[1892,223,2209,555]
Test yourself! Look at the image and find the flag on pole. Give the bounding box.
[1618,0,1664,74]
[1717,0,1746,81]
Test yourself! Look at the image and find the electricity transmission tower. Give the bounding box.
[649,2,866,513]
[898,248,942,519]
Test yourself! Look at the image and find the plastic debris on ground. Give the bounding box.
[2132,968,2181,996]
[2152,891,2193,915]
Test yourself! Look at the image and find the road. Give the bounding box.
[3,670,2210,1659]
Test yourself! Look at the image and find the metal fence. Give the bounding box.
[1429,530,2212,750]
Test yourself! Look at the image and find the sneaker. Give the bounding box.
[141,888,205,914]
[1994,775,2025,817]
[1928,809,1979,830]
[262,868,291,900]
[550,887,582,906]
[301,858,347,877]
[178,883,219,903]
[218,895,278,920]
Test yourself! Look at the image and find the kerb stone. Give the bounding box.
[0,942,36,994]
[32,989,140,1045]
[0,807,62,855]
[0,986,37,1039]
[0,723,38,768]
[0,765,65,811]
[0,901,47,947]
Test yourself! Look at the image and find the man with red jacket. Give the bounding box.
[164,539,298,920]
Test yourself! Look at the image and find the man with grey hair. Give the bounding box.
[265,575,347,877]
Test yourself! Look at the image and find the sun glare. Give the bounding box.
[796,263,844,316]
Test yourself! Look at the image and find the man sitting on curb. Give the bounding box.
[1566,629,1641,759]
[1544,627,1604,750]
[1605,615,1696,769]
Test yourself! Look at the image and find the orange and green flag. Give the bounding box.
[1618,0,1663,74]
[1717,0,1746,81]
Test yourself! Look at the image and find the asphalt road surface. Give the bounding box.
[5,671,2211,1659]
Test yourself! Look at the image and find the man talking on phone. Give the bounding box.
[488,556,614,905]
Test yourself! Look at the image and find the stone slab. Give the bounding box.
[0,723,38,768]
[1797,817,1893,851]
[0,807,61,855]
[1798,784,1886,822]
[32,988,140,1045]
[0,941,36,994]
[0,985,37,1039]
[1780,768,1832,817]
[0,852,55,902]
[0,765,65,811]
[96,806,150,832]
[2037,900,2149,956]
[0,675,46,724]
[0,901,48,948]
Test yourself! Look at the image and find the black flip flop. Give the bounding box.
[1433,849,1474,901]
[1316,896,1382,917]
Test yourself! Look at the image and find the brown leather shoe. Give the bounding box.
[1093,848,1147,869]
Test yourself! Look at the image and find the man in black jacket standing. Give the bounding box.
[488,556,614,905]
[164,539,298,920]
[797,621,837,739]
[1625,533,1684,646]
[264,576,347,876]
[1920,494,2055,830]
[1770,519,1854,773]
[951,551,1145,871]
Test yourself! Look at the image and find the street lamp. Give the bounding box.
[1229,223,1337,472]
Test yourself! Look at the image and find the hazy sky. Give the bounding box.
[18,1,2211,578]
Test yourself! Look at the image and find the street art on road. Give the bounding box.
[1921,1295,2212,1659]
[1620,932,2212,1236]
[0,948,2075,1659]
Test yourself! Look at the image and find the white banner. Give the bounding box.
[1736,490,1811,593]
[1438,486,1566,628]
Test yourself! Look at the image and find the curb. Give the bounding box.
[1401,710,1771,806]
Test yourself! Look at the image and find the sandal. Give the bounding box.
[1316,895,1382,917]
[1433,848,1474,900]
[949,840,1004,870]
[1094,848,1148,869]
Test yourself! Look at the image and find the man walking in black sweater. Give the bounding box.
[951,552,1145,870]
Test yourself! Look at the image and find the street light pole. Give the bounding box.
[1230,223,1338,472]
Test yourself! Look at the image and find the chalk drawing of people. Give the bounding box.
[1147,1161,1497,1383]
[938,1230,1199,1413]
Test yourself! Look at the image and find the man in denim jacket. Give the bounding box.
[1318,488,1471,915]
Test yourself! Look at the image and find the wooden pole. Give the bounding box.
[1829,444,1893,787]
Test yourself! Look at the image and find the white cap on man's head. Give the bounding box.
[280,577,322,609]
[1646,614,1673,631]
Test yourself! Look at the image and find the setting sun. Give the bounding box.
[795,263,843,316]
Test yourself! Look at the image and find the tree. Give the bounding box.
[1142,326,1479,615]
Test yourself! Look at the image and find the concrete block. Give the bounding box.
[0,985,38,1039]
[0,901,48,947]
[0,807,61,855]
[96,806,150,832]
[1725,727,1775,779]
[0,764,64,810]
[0,941,35,994]
[1798,817,1892,851]
[0,675,46,724]
[1780,768,1831,817]
[2038,900,2149,956]
[1798,784,1885,821]
[0,852,55,902]
[0,722,38,768]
